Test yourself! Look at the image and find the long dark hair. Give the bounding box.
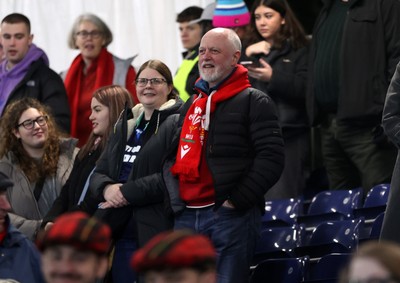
[248,0,308,50]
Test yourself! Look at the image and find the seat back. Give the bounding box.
[370,212,385,239]
[250,256,309,283]
[363,184,390,208]
[309,219,362,250]
[262,198,302,227]
[307,188,363,217]
[294,219,363,258]
[308,253,351,281]
[253,225,304,264]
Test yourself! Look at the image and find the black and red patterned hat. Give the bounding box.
[131,229,216,272]
[37,211,111,255]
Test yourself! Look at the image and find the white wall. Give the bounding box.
[0,0,214,74]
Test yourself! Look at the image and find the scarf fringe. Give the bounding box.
[171,164,200,182]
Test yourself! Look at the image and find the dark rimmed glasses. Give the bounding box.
[135,78,167,87]
[17,115,48,130]
[76,30,103,39]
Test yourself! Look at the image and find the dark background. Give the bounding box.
[244,0,323,35]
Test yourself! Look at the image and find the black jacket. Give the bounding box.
[4,59,71,133]
[90,99,182,246]
[164,87,285,214]
[307,0,400,126]
[251,41,309,136]
[42,148,101,226]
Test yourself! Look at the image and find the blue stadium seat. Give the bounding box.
[262,198,302,228]
[306,253,351,281]
[297,188,363,233]
[369,212,385,239]
[253,225,304,265]
[250,256,309,283]
[353,184,390,221]
[294,218,363,259]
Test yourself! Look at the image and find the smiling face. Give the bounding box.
[0,21,33,69]
[89,97,110,136]
[13,107,48,157]
[254,5,285,44]
[74,20,105,63]
[198,29,240,87]
[136,67,172,114]
[41,245,108,283]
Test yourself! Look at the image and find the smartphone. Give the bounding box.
[240,60,257,68]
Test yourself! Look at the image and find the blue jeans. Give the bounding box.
[174,205,261,283]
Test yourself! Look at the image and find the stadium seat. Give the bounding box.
[253,225,304,265]
[297,188,363,233]
[250,256,309,283]
[262,198,302,228]
[359,211,386,242]
[353,184,390,221]
[369,212,385,239]
[306,253,351,281]
[294,218,363,259]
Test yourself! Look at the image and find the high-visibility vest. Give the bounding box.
[174,53,199,102]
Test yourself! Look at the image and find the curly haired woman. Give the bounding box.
[0,97,78,240]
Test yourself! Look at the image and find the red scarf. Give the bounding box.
[64,48,114,137]
[171,65,251,182]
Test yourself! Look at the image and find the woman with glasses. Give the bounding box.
[63,13,138,147]
[339,241,400,283]
[41,85,134,231]
[90,59,182,283]
[0,97,78,240]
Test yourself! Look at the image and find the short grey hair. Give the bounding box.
[226,28,242,52]
[67,13,113,49]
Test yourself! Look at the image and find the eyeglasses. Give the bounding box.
[76,30,103,39]
[135,78,167,87]
[17,115,48,130]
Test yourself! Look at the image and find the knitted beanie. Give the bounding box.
[213,0,250,28]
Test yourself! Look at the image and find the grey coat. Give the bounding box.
[0,138,78,240]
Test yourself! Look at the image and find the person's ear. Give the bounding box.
[28,34,34,45]
[13,128,21,140]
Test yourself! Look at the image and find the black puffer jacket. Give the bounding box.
[90,98,182,246]
[164,79,284,214]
